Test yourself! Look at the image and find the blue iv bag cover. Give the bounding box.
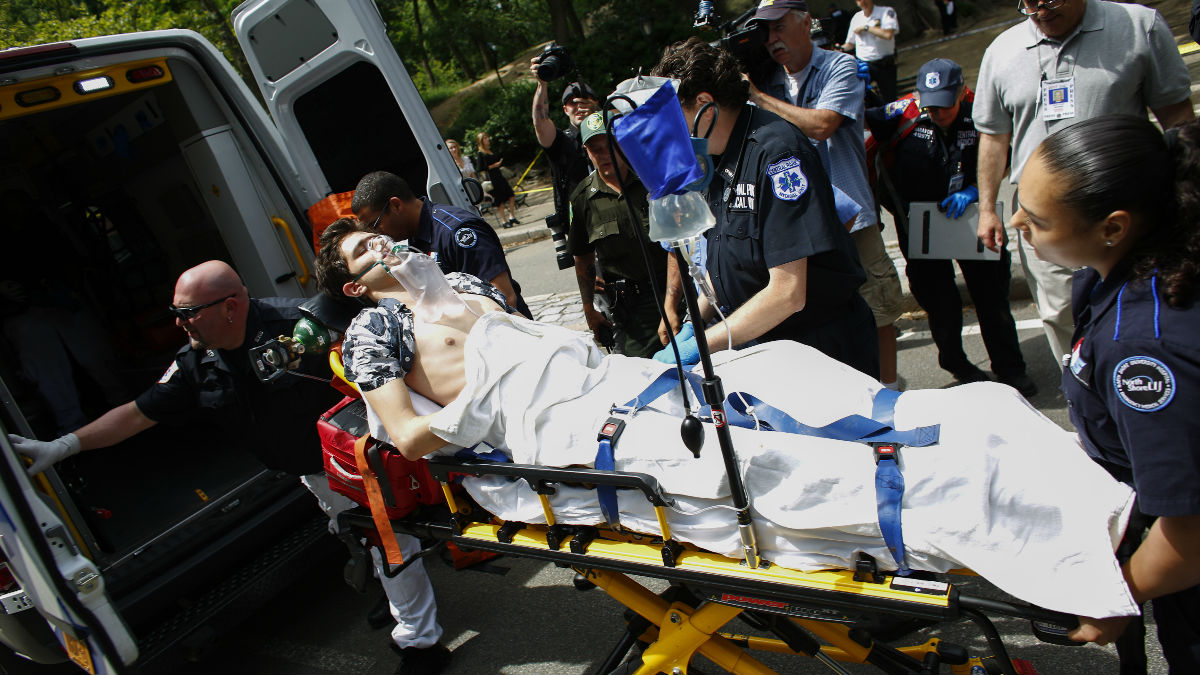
[611,81,704,200]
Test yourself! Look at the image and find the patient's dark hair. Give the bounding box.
[351,171,415,213]
[315,217,365,298]
[1037,115,1200,307]
[650,37,749,110]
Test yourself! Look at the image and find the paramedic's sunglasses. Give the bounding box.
[168,294,235,321]
[1017,0,1065,15]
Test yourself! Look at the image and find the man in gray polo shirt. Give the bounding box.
[974,0,1193,365]
[747,0,905,390]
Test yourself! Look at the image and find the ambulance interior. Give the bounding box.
[0,56,305,630]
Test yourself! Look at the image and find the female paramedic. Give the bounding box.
[1012,115,1200,668]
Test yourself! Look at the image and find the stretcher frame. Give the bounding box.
[339,454,1078,675]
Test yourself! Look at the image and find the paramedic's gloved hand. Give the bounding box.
[653,322,700,366]
[855,59,871,82]
[939,186,978,219]
[8,433,81,476]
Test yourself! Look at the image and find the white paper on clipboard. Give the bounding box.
[906,201,1004,261]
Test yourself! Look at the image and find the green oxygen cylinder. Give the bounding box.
[291,316,338,354]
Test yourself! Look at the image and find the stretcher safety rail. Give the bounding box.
[340,453,1082,675]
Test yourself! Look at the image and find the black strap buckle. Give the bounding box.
[871,442,898,465]
[597,416,626,444]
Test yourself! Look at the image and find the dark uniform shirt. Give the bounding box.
[1063,263,1200,517]
[865,96,979,212]
[409,198,531,318]
[135,297,341,476]
[547,126,592,222]
[565,173,666,289]
[704,105,870,355]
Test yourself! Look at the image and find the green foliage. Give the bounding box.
[570,0,706,94]
[0,0,250,83]
[446,79,540,162]
[409,57,470,105]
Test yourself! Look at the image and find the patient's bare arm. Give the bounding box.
[362,378,448,460]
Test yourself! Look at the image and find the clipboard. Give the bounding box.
[905,201,1003,261]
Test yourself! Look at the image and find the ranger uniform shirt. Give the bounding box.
[135,297,341,476]
[410,198,531,318]
[704,105,866,344]
[565,173,666,287]
[1062,263,1200,517]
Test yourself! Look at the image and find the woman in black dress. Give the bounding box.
[475,132,519,228]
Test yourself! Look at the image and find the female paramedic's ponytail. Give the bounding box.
[1037,115,1200,308]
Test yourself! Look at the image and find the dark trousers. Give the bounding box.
[1154,585,1200,674]
[614,290,667,359]
[902,247,1027,379]
[1115,508,1200,675]
[866,55,898,103]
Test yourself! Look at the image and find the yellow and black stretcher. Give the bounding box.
[338,449,1077,675]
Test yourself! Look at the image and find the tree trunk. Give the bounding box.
[546,0,584,46]
[411,0,437,86]
[425,0,477,81]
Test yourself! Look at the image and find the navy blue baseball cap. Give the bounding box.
[752,0,809,22]
[915,59,964,109]
[561,81,597,105]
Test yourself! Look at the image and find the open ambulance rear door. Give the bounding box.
[231,0,472,210]
[0,429,137,674]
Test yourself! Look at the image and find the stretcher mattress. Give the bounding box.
[377,312,1138,619]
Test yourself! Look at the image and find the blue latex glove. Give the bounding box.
[855,59,871,82]
[653,322,700,366]
[939,185,978,219]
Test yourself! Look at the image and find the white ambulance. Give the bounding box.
[0,1,477,671]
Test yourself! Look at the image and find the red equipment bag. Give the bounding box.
[318,396,443,519]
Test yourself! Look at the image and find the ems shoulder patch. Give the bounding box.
[454,228,478,249]
[766,156,808,201]
[1112,356,1175,412]
[158,361,179,384]
[884,100,909,119]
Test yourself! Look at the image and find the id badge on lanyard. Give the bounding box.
[947,163,964,194]
[1040,76,1076,121]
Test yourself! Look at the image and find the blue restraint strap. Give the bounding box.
[594,368,935,566]
[595,438,619,525]
[724,391,939,447]
[454,444,511,463]
[876,456,909,574]
[724,388,925,572]
[595,367,704,526]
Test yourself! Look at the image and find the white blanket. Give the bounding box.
[417,312,1136,619]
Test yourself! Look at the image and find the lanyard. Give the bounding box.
[719,107,756,207]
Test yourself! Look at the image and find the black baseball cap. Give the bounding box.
[561,81,598,105]
[915,59,964,109]
[752,0,809,22]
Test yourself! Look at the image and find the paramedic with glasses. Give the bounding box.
[7,260,453,675]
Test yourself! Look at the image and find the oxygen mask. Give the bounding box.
[364,234,478,322]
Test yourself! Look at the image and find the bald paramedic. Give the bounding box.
[7,260,452,675]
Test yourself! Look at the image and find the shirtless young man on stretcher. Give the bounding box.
[314,218,1138,626]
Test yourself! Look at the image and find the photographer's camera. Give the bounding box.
[536,42,575,82]
[545,212,573,270]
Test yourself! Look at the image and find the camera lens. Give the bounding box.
[552,231,572,270]
[537,57,562,82]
